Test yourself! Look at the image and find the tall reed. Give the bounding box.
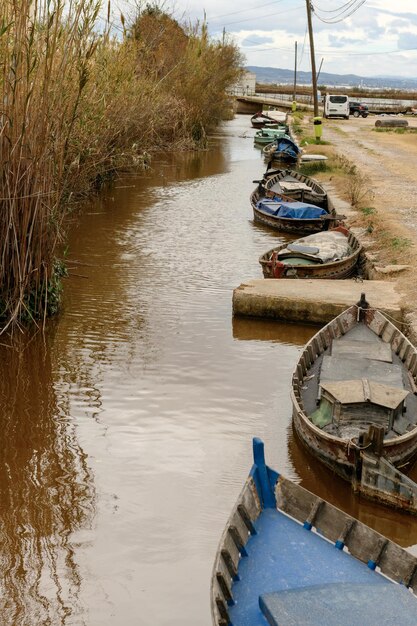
[0,1,243,328]
[0,0,102,327]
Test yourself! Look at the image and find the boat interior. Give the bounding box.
[266,174,328,208]
[301,324,417,441]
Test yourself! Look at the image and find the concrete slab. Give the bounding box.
[232,279,403,325]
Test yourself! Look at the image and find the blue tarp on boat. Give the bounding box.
[273,137,300,159]
[256,199,327,219]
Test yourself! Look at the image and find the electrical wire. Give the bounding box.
[208,0,287,21]
[312,0,367,23]
[299,27,308,66]
[220,5,304,27]
[239,42,417,56]
[312,0,359,13]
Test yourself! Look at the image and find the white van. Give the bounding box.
[323,94,349,119]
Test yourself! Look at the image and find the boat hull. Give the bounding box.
[252,200,334,235]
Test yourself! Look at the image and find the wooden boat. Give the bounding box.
[251,111,282,129]
[259,226,361,279]
[262,136,301,163]
[251,179,341,235]
[251,110,287,128]
[263,167,329,209]
[212,437,417,626]
[253,128,289,146]
[292,295,417,514]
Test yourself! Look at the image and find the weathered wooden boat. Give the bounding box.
[262,136,301,163]
[292,295,417,514]
[251,110,287,128]
[251,178,341,235]
[259,227,361,279]
[263,167,330,210]
[212,437,417,626]
[251,111,283,129]
[253,128,289,146]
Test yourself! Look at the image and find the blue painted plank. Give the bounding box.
[228,509,391,626]
[260,583,417,626]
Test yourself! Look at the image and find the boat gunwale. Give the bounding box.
[210,475,262,625]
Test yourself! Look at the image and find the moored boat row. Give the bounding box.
[210,112,417,624]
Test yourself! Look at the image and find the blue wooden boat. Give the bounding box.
[211,438,417,625]
[251,183,341,235]
[263,136,301,163]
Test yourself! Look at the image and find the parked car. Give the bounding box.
[349,101,369,118]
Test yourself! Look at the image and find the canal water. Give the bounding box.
[1,115,417,625]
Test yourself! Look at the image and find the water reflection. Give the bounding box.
[232,317,320,345]
[0,330,95,625]
[288,425,417,546]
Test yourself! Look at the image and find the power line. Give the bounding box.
[299,27,308,66]
[239,42,417,56]
[219,5,304,27]
[209,0,287,21]
[312,0,360,13]
[312,0,367,24]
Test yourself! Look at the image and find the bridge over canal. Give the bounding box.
[234,93,314,114]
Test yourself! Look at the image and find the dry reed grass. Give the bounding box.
[0,1,242,329]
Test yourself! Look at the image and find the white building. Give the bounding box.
[230,70,256,95]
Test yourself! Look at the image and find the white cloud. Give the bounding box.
[116,0,417,79]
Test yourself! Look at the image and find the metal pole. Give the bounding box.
[305,0,318,117]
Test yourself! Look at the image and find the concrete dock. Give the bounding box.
[233,279,403,325]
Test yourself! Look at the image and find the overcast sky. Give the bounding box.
[115,1,417,79]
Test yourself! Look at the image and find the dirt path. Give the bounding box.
[324,116,417,235]
[303,115,417,313]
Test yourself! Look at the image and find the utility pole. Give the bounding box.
[305,0,319,117]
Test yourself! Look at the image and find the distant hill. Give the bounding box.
[246,66,417,91]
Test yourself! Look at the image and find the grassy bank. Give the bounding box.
[0,0,242,328]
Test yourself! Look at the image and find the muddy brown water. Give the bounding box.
[1,115,417,626]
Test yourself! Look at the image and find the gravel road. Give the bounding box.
[323,115,417,236]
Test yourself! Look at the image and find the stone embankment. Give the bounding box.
[234,114,417,343]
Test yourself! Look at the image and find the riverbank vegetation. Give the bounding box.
[0,0,243,328]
